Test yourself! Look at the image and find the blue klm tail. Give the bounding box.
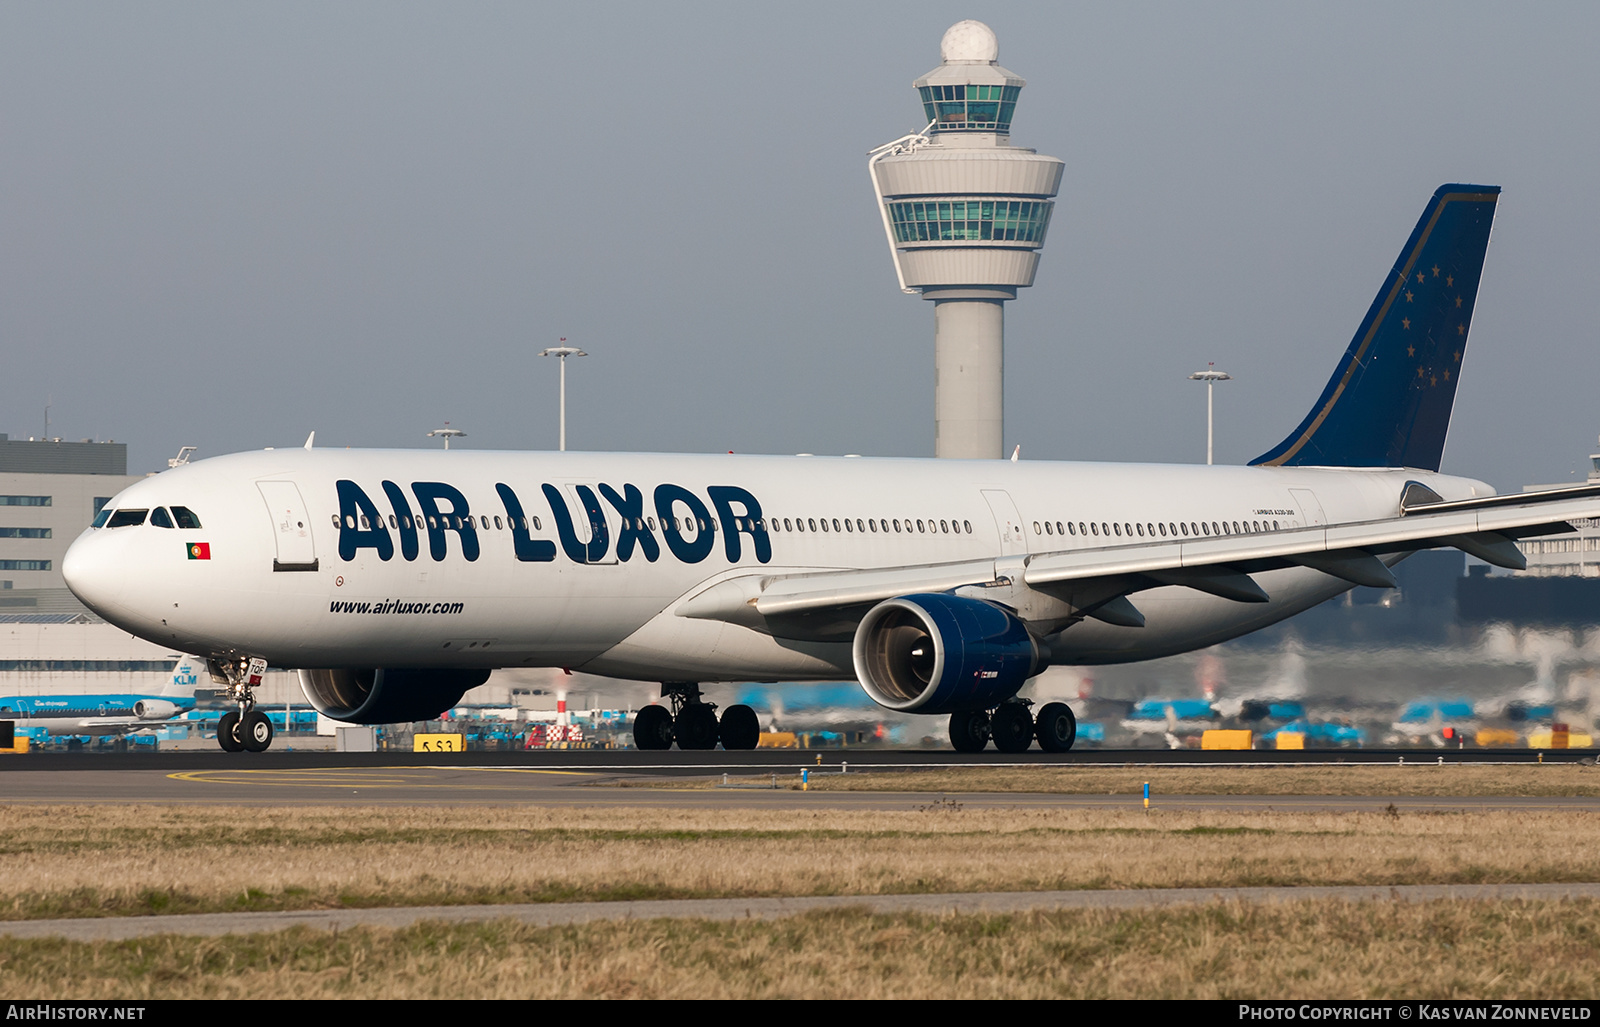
[1252,184,1500,471]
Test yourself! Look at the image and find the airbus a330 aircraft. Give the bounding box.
[60,184,1600,754]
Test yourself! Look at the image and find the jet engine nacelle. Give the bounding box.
[133,699,179,720]
[298,668,491,725]
[852,593,1045,714]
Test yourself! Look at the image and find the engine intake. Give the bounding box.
[852,593,1044,714]
[133,699,179,720]
[298,668,490,725]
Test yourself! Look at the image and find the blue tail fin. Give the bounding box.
[1251,184,1500,471]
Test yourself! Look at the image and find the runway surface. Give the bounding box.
[5,883,1599,941]
[0,763,1595,810]
[5,746,1596,774]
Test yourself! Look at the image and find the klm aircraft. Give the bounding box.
[0,657,201,742]
[59,185,1600,754]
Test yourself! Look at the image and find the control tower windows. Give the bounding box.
[918,84,1020,131]
[889,200,1053,245]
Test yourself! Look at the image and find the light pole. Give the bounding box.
[426,423,466,450]
[1187,364,1232,465]
[538,340,587,452]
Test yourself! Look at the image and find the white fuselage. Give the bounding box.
[61,449,1489,683]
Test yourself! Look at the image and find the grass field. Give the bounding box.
[0,802,1596,921]
[5,901,1599,999]
[693,762,1600,797]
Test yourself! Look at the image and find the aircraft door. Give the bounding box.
[257,481,319,571]
[981,490,1030,557]
[558,483,619,565]
[1288,488,1327,527]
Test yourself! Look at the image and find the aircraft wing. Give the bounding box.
[679,483,1600,640]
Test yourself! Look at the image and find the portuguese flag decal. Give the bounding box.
[186,542,211,561]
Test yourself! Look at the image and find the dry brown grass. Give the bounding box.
[3,900,1599,999]
[0,804,1597,921]
[702,763,1600,796]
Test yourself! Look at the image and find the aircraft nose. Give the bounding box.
[62,530,127,618]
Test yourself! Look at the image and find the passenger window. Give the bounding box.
[171,506,202,529]
[1135,523,1143,537]
[331,514,341,528]
[1090,523,1098,536]
[106,509,148,528]
[1066,522,1075,536]
[892,519,901,532]
[150,508,174,529]
[1034,522,1042,535]
[832,519,841,532]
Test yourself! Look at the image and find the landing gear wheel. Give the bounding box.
[1036,702,1077,753]
[718,704,760,751]
[240,710,273,752]
[949,709,991,753]
[991,703,1036,754]
[217,711,245,753]
[675,700,720,748]
[675,704,720,750]
[633,705,674,751]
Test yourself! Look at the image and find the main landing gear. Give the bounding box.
[633,682,761,751]
[209,656,274,753]
[949,700,1077,754]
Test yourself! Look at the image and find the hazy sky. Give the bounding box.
[3,2,1597,490]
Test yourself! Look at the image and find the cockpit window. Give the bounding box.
[91,509,112,529]
[171,506,202,529]
[150,507,174,529]
[106,509,148,528]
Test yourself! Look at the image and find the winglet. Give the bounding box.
[1252,184,1500,471]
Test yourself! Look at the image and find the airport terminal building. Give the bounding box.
[0,434,144,609]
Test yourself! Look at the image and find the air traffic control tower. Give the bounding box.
[869,21,1063,459]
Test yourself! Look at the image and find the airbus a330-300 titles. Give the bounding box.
[61,184,1600,753]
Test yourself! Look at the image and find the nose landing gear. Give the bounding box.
[208,657,274,753]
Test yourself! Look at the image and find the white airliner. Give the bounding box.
[59,185,1600,754]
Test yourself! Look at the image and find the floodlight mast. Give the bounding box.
[1187,365,1233,465]
[538,341,587,452]
[426,424,467,450]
